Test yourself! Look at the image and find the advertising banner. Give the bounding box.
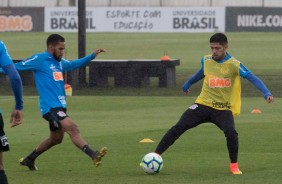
[226,7,282,32]
[0,7,44,32]
[45,7,225,33]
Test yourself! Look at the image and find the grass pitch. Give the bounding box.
[1,32,281,96]
[1,96,281,184]
[0,32,281,183]
[2,32,282,75]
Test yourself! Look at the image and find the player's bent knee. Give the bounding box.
[66,124,80,136]
[225,129,238,141]
[51,137,63,145]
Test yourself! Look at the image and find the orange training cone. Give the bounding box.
[251,108,262,114]
[160,55,171,61]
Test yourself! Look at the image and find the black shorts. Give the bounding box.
[177,103,235,133]
[43,108,68,132]
[0,113,9,152]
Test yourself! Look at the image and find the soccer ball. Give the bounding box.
[140,152,163,174]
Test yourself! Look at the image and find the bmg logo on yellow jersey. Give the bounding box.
[209,78,231,88]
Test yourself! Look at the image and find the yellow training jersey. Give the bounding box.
[195,55,241,116]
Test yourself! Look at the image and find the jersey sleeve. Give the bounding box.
[62,53,95,72]
[0,41,13,67]
[182,57,205,92]
[15,55,41,71]
[244,72,272,99]
[200,56,204,69]
[2,64,23,110]
[239,63,251,78]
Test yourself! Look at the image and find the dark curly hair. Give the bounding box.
[46,34,65,46]
[210,33,228,45]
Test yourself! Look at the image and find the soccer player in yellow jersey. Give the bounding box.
[154,33,274,174]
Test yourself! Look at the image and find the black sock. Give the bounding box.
[26,149,41,161]
[0,170,8,184]
[82,145,96,159]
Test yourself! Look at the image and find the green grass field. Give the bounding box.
[1,96,281,184]
[0,32,281,96]
[0,32,281,183]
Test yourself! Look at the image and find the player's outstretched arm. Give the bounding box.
[244,73,274,102]
[94,48,106,56]
[265,95,274,103]
[62,48,106,72]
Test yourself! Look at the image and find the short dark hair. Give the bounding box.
[46,34,65,46]
[210,33,228,45]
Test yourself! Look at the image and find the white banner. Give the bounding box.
[45,7,225,32]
